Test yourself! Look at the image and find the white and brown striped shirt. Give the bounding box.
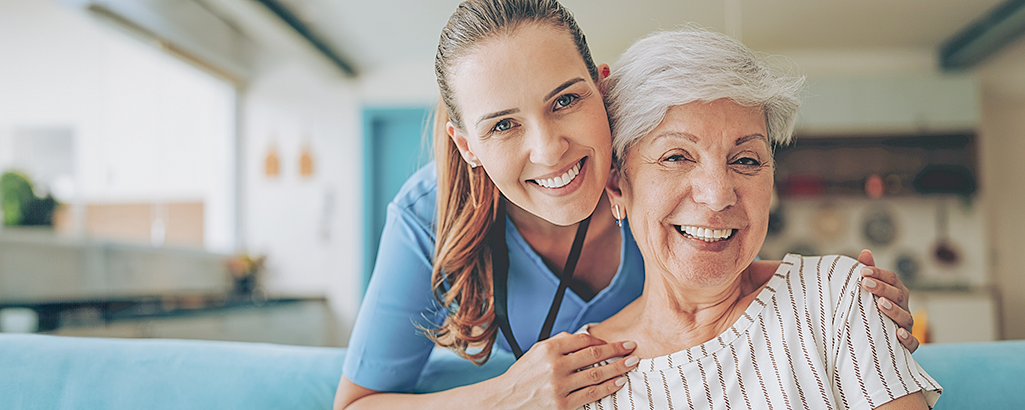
[580,254,941,410]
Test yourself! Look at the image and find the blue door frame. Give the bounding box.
[362,107,433,292]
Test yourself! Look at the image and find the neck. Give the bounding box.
[645,271,748,354]
[594,263,772,359]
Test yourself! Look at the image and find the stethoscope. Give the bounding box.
[489,196,591,358]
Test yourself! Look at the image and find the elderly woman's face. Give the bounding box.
[613,99,773,286]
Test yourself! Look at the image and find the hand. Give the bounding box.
[493,332,639,410]
[858,249,920,353]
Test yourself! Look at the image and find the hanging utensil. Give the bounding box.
[932,200,961,266]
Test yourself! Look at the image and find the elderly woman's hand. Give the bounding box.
[858,249,920,353]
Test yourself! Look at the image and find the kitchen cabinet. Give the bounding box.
[797,74,979,135]
[0,228,230,303]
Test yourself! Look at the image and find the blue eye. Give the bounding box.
[493,119,513,132]
[555,94,577,109]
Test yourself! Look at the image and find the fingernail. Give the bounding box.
[624,356,639,367]
[616,377,627,386]
[861,267,873,277]
[622,341,637,350]
[879,298,893,310]
[863,278,877,289]
[898,328,909,339]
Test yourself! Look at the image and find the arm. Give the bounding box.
[856,250,919,352]
[335,332,639,410]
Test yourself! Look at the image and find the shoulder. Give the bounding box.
[786,254,863,286]
[389,162,439,228]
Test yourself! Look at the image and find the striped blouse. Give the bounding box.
[581,254,941,410]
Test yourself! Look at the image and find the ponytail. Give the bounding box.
[426,100,502,364]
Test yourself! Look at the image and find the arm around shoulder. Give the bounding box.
[334,373,504,410]
[873,391,929,410]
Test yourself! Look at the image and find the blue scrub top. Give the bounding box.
[343,163,645,392]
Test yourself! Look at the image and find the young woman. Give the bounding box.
[334,1,919,409]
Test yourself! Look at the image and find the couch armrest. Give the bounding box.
[913,340,1025,409]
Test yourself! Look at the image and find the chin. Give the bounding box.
[539,204,593,226]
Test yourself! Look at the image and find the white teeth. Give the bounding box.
[534,161,582,189]
[677,225,734,242]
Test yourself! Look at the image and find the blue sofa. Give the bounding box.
[0,334,1021,409]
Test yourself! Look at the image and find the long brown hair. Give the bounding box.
[427,0,599,364]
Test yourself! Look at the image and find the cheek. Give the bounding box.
[473,143,522,183]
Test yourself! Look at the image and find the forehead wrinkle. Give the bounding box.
[649,131,698,146]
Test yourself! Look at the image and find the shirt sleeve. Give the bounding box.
[342,199,445,392]
[830,256,942,409]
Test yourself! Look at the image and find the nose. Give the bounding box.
[690,165,737,212]
[526,120,569,167]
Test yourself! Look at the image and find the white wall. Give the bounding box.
[357,61,439,107]
[240,60,364,344]
[0,0,236,252]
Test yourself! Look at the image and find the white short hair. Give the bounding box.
[603,26,804,167]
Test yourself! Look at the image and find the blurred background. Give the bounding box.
[0,0,1023,347]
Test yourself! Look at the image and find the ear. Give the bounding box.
[605,166,628,214]
[597,63,611,96]
[447,121,478,165]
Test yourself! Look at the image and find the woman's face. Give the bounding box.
[446,24,612,226]
[610,99,773,287]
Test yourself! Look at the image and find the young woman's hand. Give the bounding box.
[493,332,639,410]
[858,249,920,353]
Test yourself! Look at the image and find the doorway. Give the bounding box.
[362,107,433,291]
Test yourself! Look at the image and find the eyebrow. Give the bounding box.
[543,78,585,102]
[476,108,519,126]
[474,78,586,127]
[735,134,769,146]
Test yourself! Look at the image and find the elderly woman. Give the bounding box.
[581,28,942,409]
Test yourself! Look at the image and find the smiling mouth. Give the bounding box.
[531,158,585,189]
[676,225,736,242]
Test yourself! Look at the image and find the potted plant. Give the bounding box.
[226,253,266,296]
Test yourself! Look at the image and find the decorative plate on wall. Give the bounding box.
[862,207,898,247]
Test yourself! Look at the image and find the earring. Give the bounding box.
[469,160,479,168]
[613,204,623,228]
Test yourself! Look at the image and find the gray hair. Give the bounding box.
[603,26,804,168]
